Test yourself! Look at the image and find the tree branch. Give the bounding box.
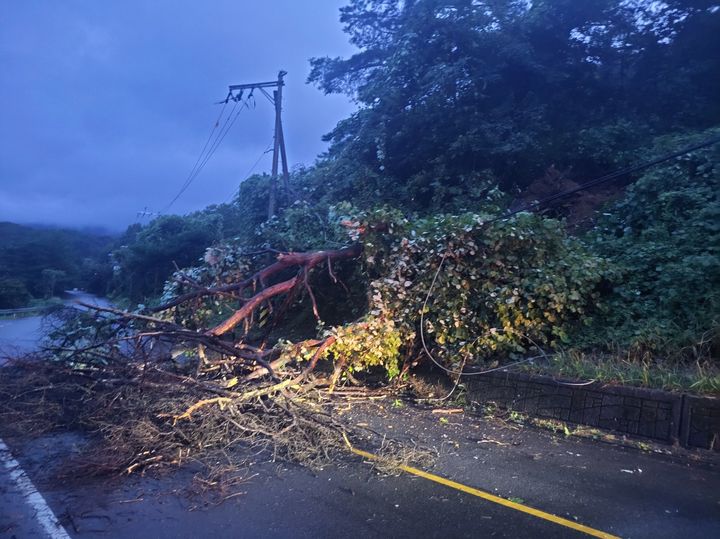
[149,244,362,313]
[207,276,299,337]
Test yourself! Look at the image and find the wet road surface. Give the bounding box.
[1,294,719,538]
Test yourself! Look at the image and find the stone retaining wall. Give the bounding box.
[466,370,718,452]
[680,395,720,451]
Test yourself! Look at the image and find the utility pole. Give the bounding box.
[226,70,290,219]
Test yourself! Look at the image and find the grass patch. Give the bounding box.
[522,349,720,396]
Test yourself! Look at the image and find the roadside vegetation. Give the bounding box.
[1,0,718,483]
[94,1,719,392]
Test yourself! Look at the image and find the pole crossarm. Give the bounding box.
[220,71,290,220]
[228,80,283,91]
[226,70,287,103]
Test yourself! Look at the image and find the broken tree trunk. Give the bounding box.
[148,244,361,313]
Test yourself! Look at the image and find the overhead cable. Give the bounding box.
[421,133,720,376]
[161,98,251,214]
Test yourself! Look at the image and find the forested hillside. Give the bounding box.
[0,223,113,308]
[57,0,720,391]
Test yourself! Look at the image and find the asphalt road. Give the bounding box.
[0,291,109,362]
[2,397,719,539]
[1,296,719,538]
[0,314,45,358]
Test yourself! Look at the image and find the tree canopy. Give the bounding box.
[307,0,720,211]
[0,222,113,307]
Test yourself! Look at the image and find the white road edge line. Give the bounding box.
[0,437,71,539]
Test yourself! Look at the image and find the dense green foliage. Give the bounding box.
[580,129,720,360]
[358,209,606,371]
[308,0,720,211]
[0,278,31,309]
[10,1,715,388]
[0,222,113,308]
[109,213,224,303]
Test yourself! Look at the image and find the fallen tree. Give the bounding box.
[0,239,409,484]
[0,208,609,486]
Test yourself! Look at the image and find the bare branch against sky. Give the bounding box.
[0,1,356,231]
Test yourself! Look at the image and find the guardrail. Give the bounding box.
[0,303,65,317]
[0,306,49,316]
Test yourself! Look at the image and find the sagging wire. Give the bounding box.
[225,142,275,204]
[161,90,264,214]
[161,99,231,214]
[418,247,599,391]
[484,134,720,226]
[419,249,547,378]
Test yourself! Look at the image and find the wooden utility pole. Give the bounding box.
[227,70,289,219]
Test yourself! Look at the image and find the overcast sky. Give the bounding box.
[0,1,356,232]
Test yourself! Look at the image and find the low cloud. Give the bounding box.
[0,1,355,230]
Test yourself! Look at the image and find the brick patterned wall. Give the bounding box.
[466,370,718,451]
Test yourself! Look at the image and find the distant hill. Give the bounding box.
[0,222,114,307]
[20,222,117,236]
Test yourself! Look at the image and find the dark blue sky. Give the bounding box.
[0,1,356,231]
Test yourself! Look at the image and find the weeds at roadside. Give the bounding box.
[522,349,720,395]
[508,410,528,424]
[533,418,573,437]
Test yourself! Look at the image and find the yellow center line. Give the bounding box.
[344,438,620,539]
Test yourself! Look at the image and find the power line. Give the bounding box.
[225,142,274,204]
[162,101,241,213]
[492,134,720,224]
[183,100,230,192]
[160,97,251,215]
[160,101,230,214]
[180,101,244,193]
